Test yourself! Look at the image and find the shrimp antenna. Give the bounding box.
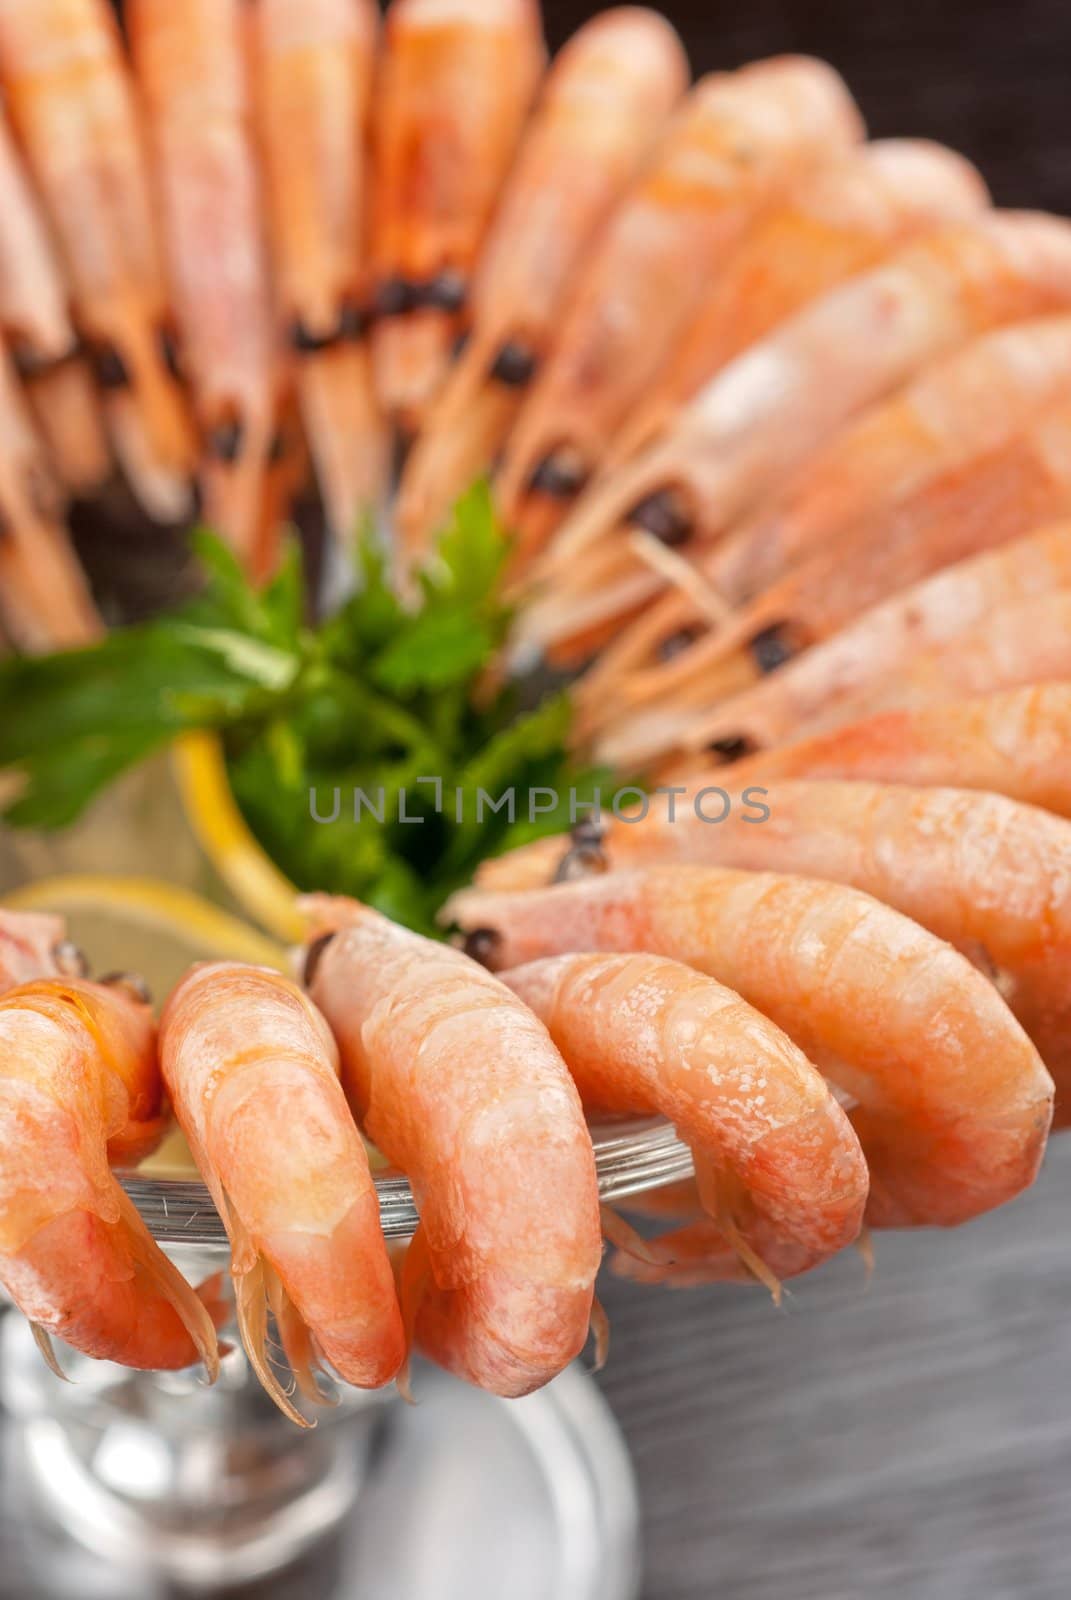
[30,1321,70,1383]
[588,1297,610,1374]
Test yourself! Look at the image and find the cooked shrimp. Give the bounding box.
[160,962,404,1423]
[684,548,1071,764]
[301,895,602,1398]
[370,0,545,433]
[0,110,108,494]
[448,868,1053,1227]
[503,952,867,1287]
[130,0,279,575]
[253,0,386,545]
[394,7,688,561]
[0,342,102,651]
[0,975,220,1373]
[524,210,1071,652]
[590,494,1071,770]
[0,909,78,991]
[606,138,989,473]
[496,57,864,568]
[0,0,195,521]
[716,684,1071,819]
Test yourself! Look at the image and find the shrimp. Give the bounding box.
[0,975,220,1373]
[0,909,81,992]
[589,480,1071,771]
[715,684,1071,820]
[129,0,279,576]
[684,560,1071,765]
[0,342,102,651]
[159,962,404,1423]
[523,210,1071,652]
[448,868,1053,1228]
[606,138,989,473]
[502,952,868,1287]
[0,0,195,521]
[0,110,109,494]
[496,57,864,568]
[393,7,688,562]
[252,0,387,546]
[301,896,602,1398]
[370,0,545,433]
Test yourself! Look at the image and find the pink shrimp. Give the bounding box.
[496,57,864,568]
[370,0,546,433]
[523,210,1071,655]
[502,952,868,1288]
[0,109,109,494]
[0,909,84,992]
[301,896,602,1398]
[448,868,1053,1228]
[606,138,989,473]
[252,0,387,545]
[130,0,280,575]
[0,342,102,651]
[0,0,195,521]
[0,975,220,1373]
[160,962,404,1424]
[393,7,688,562]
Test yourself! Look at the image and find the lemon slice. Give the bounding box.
[171,732,306,942]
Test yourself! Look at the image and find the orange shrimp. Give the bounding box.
[393,6,688,562]
[252,0,387,546]
[0,0,195,521]
[448,868,1053,1228]
[0,975,220,1373]
[370,0,545,433]
[523,210,1071,654]
[130,0,279,576]
[301,896,602,1398]
[0,342,102,651]
[0,109,109,494]
[714,684,1071,819]
[160,962,404,1423]
[503,952,868,1288]
[496,57,864,568]
[606,138,989,473]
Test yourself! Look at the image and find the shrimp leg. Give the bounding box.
[502,952,868,1287]
[0,0,195,521]
[301,896,602,1398]
[448,868,1053,1229]
[394,7,688,564]
[496,57,864,569]
[160,962,404,1422]
[129,0,279,576]
[252,0,386,548]
[370,0,545,435]
[0,976,219,1372]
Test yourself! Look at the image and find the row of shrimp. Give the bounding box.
[0,800,1059,1419]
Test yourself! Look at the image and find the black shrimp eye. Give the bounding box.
[92,342,130,390]
[707,734,758,763]
[462,927,501,967]
[658,625,704,662]
[528,449,588,500]
[628,487,692,547]
[750,623,796,676]
[98,971,153,1006]
[570,817,606,848]
[338,297,366,341]
[423,268,467,314]
[290,315,336,355]
[302,932,336,988]
[375,276,415,318]
[52,939,89,979]
[489,340,538,389]
[208,416,244,464]
[553,843,609,883]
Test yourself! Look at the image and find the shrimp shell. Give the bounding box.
[160,962,404,1421]
[301,896,602,1398]
[0,909,67,992]
[447,868,1053,1228]
[394,6,688,561]
[0,977,219,1373]
[503,951,868,1286]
